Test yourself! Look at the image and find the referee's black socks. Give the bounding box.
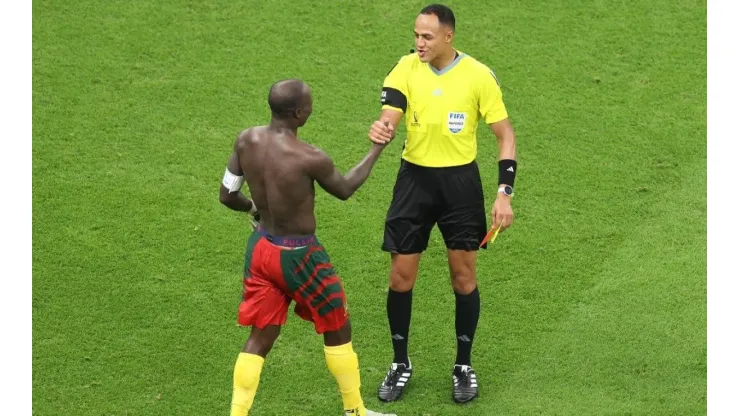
[454,286,480,367]
[387,288,412,366]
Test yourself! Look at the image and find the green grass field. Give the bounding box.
[32,1,707,415]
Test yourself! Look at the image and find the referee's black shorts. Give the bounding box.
[382,159,488,254]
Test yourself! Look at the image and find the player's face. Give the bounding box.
[414,14,452,63]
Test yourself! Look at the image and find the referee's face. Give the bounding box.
[414,13,452,63]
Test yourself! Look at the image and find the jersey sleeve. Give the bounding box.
[380,55,412,113]
[477,67,509,124]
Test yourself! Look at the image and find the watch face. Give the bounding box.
[502,186,513,195]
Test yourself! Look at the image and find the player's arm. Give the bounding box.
[219,138,258,214]
[479,68,517,230]
[307,143,386,201]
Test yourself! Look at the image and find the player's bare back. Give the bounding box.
[236,126,321,237]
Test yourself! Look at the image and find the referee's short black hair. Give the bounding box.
[420,4,455,31]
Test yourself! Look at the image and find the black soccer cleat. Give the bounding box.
[452,365,479,403]
[377,362,413,402]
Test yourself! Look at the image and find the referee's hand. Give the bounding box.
[368,117,394,144]
[492,195,514,231]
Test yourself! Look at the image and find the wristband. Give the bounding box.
[498,159,517,187]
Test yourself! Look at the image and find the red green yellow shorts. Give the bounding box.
[238,226,348,334]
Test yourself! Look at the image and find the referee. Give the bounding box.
[368,4,517,404]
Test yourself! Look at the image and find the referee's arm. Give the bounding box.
[488,117,517,231]
[479,69,517,230]
[490,118,517,181]
[369,108,403,144]
[479,69,517,185]
[370,57,410,144]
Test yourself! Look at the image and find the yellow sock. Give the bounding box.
[324,342,366,416]
[230,353,265,416]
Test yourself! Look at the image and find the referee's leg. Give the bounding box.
[437,161,487,403]
[378,160,436,402]
[446,249,480,367]
[386,252,420,366]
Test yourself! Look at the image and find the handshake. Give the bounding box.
[368,117,396,145]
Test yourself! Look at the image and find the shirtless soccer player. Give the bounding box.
[219,79,396,416]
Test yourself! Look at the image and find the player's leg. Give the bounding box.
[322,321,396,416]
[243,324,282,356]
[231,325,281,416]
[231,235,292,416]
[437,161,487,404]
[276,241,365,415]
[379,160,438,402]
[323,321,364,414]
[285,242,395,416]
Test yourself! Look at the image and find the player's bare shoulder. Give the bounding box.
[300,142,334,178]
[236,126,259,145]
[235,126,270,153]
[305,142,332,162]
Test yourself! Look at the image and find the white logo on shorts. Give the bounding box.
[448,112,466,134]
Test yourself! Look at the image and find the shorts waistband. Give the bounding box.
[402,158,477,171]
[256,225,317,248]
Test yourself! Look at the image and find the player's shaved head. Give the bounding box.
[267,79,313,128]
[268,79,310,118]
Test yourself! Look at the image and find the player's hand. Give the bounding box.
[248,200,260,221]
[491,195,514,231]
[368,117,394,144]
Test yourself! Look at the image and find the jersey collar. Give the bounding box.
[427,50,465,76]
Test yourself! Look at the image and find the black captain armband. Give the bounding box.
[380,87,407,112]
[498,159,517,187]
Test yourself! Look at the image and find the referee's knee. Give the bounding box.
[451,272,477,295]
[389,268,416,292]
[388,253,420,292]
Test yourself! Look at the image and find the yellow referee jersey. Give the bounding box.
[380,51,508,167]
